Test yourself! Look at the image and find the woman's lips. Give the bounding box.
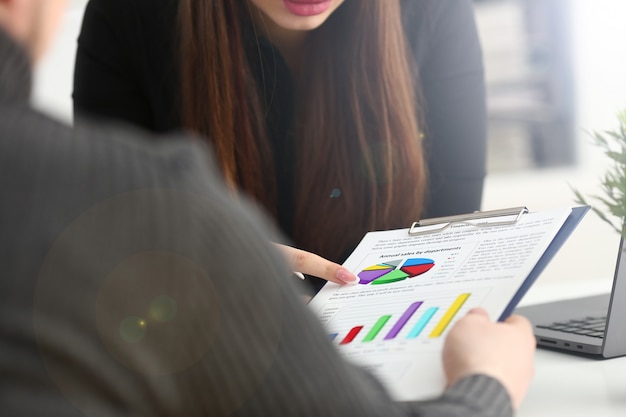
[283,0,332,17]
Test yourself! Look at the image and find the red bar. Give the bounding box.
[339,326,364,345]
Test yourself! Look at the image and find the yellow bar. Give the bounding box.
[429,293,470,338]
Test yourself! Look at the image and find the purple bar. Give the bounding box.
[384,301,423,340]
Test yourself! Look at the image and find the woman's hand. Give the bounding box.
[442,308,536,410]
[274,244,359,285]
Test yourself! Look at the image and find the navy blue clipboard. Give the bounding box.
[498,205,591,321]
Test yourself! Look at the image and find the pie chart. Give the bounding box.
[357,258,435,285]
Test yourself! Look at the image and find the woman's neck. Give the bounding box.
[250,11,307,73]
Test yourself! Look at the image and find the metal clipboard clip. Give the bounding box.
[408,206,529,236]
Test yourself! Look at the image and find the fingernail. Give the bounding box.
[337,268,359,285]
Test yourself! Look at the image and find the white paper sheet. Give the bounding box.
[308,207,573,401]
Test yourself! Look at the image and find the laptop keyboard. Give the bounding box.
[537,316,607,338]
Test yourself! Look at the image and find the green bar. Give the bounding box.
[363,315,392,342]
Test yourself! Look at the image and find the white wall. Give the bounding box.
[572,0,626,142]
[482,0,626,288]
[31,0,87,124]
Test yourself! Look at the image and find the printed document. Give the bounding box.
[308,207,573,401]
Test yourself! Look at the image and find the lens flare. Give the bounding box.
[149,295,177,322]
[119,316,147,343]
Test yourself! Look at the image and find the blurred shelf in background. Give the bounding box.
[475,0,576,172]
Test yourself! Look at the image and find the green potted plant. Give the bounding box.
[572,110,626,239]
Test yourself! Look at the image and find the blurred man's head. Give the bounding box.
[0,0,67,61]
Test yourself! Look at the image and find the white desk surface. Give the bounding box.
[516,279,626,417]
[518,349,626,417]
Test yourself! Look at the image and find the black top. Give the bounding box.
[0,28,512,417]
[73,0,487,251]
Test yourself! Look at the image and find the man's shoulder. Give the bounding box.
[0,103,213,188]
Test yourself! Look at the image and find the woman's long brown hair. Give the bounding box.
[179,0,426,262]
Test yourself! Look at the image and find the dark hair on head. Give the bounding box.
[178,1,274,205]
[178,0,426,262]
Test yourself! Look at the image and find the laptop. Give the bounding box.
[515,237,626,358]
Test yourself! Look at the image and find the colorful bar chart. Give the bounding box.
[329,293,473,344]
[429,293,471,338]
[384,301,423,340]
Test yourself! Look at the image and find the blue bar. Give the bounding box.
[407,307,439,339]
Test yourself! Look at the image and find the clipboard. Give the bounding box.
[409,205,590,320]
[498,205,590,320]
[409,206,529,236]
[309,205,590,401]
